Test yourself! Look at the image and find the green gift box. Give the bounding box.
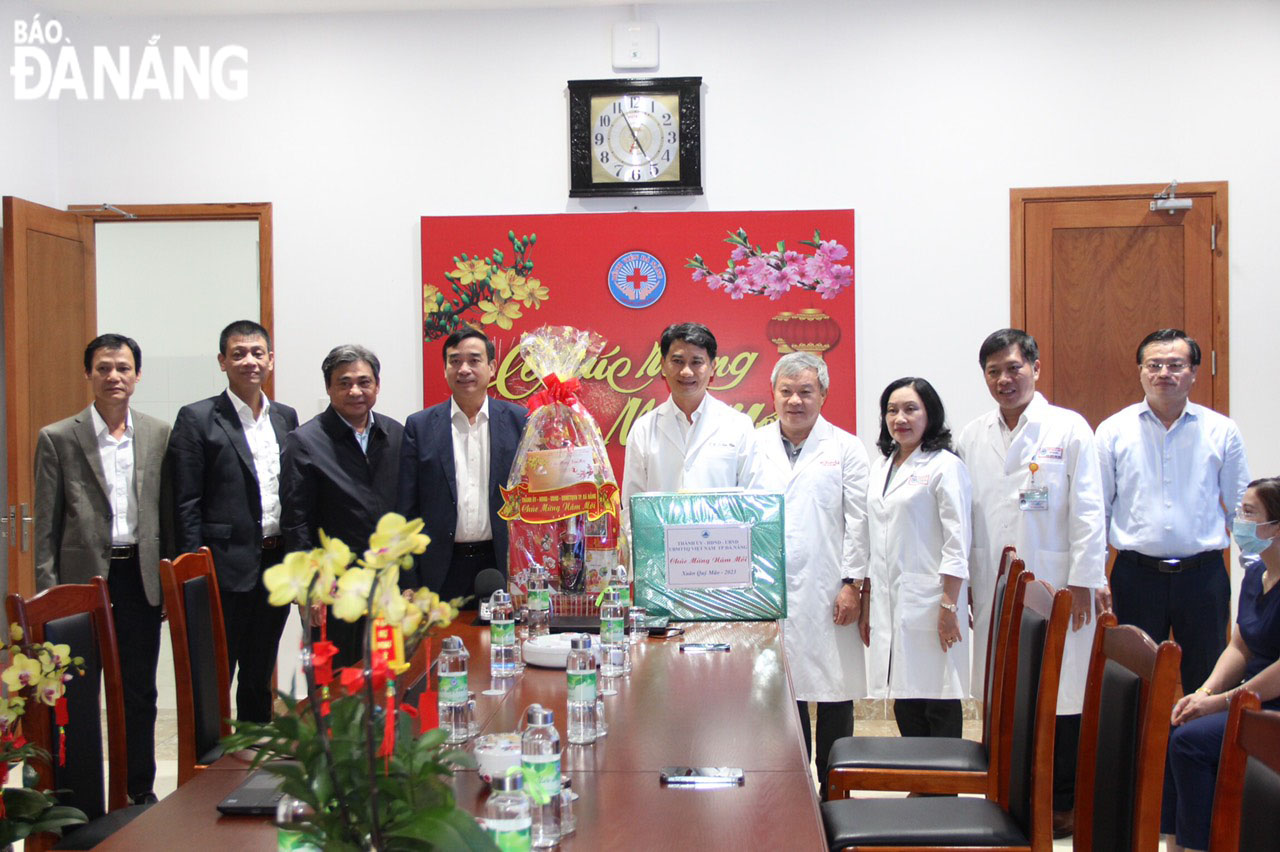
[629,491,785,621]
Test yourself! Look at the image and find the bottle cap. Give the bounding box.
[570,635,592,650]
[525,704,555,726]
[490,772,523,792]
[441,636,464,652]
[490,589,511,607]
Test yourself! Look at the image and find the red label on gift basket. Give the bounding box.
[499,480,619,523]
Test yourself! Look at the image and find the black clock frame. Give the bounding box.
[568,76,703,198]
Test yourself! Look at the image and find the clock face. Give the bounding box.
[589,92,681,184]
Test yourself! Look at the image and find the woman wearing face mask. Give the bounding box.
[1161,476,1280,852]
[863,377,973,739]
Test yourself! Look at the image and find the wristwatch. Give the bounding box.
[939,601,958,613]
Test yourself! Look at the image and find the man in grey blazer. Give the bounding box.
[34,333,170,805]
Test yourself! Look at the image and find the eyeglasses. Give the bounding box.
[1142,360,1189,375]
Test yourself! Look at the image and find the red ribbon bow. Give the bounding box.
[527,374,580,411]
[311,641,338,687]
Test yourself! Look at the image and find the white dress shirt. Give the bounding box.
[451,397,492,543]
[90,405,137,546]
[1096,399,1251,557]
[227,390,282,537]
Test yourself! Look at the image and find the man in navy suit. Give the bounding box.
[168,320,299,722]
[398,328,527,605]
[281,344,403,667]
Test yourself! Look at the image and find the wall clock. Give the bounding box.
[568,76,703,198]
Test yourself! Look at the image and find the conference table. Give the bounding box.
[95,619,826,850]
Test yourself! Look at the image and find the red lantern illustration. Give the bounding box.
[767,308,841,356]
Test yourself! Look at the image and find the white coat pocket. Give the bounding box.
[890,573,949,696]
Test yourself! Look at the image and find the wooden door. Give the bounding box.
[2,197,96,598]
[1011,182,1227,428]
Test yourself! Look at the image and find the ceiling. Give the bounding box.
[50,0,742,15]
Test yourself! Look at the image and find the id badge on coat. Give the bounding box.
[1019,487,1049,511]
[1019,461,1048,511]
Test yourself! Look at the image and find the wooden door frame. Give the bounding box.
[1010,182,1229,413]
[66,202,275,396]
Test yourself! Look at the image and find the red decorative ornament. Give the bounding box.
[766,307,841,356]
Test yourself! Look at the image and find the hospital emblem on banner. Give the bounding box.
[608,250,666,309]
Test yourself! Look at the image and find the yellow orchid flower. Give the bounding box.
[36,673,66,706]
[39,642,73,671]
[489,269,520,300]
[519,277,549,308]
[399,599,424,639]
[364,514,429,566]
[333,567,375,622]
[2,652,42,691]
[423,284,443,315]
[368,568,406,625]
[446,258,491,287]
[10,623,23,643]
[478,296,522,330]
[313,531,353,603]
[0,696,26,730]
[263,551,317,607]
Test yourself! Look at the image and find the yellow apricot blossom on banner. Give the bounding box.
[447,258,491,287]
[478,296,522,330]
[518,277,549,308]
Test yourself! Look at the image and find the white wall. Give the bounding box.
[3,0,1278,473]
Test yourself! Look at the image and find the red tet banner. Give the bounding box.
[420,210,856,478]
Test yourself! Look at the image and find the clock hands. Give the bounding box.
[619,111,654,164]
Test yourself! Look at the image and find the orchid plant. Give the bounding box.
[686,228,853,300]
[225,513,495,850]
[0,625,87,845]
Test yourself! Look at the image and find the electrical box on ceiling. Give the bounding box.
[612,21,659,70]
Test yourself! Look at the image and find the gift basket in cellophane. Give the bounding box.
[499,326,625,618]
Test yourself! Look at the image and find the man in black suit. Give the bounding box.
[398,327,527,605]
[168,320,298,722]
[281,344,403,667]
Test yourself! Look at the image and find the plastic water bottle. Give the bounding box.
[275,795,320,851]
[566,635,598,744]
[526,566,551,639]
[437,636,470,743]
[483,773,532,851]
[520,704,562,848]
[489,589,520,677]
[609,563,632,607]
[600,588,628,678]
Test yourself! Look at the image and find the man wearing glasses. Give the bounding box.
[1095,328,1251,692]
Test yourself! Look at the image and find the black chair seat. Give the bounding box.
[821,797,1027,849]
[828,735,989,773]
[53,802,153,850]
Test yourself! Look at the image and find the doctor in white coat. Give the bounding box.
[865,377,973,739]
[955,328,1107,838]
[621,322,768,509]
[757,353,869,792]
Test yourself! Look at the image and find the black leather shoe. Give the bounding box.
[130,791,159,806]
[1052,809,1074,839]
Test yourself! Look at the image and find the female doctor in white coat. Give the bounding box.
[863,377,974,738]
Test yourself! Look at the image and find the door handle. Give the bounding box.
[20,503,33,553]
[0,505,11,542]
